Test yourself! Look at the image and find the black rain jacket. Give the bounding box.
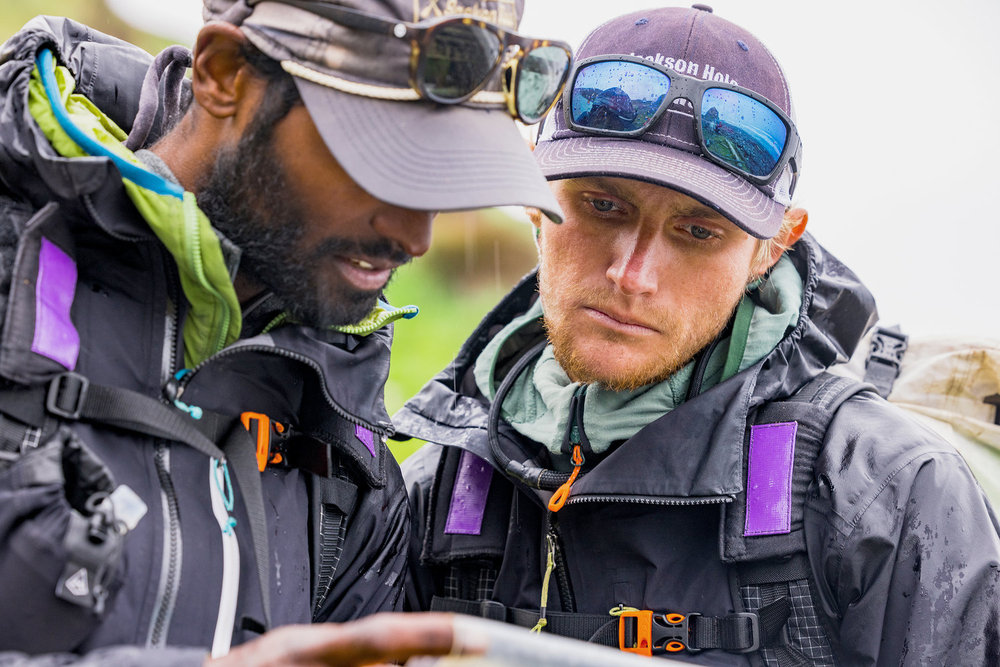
[396,234,1000,665]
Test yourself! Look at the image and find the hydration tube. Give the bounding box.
[35,48,185,199]
[487,339,578,491]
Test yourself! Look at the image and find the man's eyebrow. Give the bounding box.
[575,177,630,199]
[673,203,725,219]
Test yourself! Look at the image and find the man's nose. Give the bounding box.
[372,206,434,258]
[606,227,659,296]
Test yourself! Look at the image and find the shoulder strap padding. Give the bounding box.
[422,445,512,565]
[722,373,875,563]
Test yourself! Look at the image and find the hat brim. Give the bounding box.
[533,135,783,238]
[293,77,563,222]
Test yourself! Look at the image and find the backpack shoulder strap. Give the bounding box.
[722,372,875,667]
[722,372,873,562]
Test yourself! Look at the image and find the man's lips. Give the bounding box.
[583,306,660,334]
[334,254,405,291]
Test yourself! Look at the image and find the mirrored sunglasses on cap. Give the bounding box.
[250,0,573,124]
[564,55,801,188]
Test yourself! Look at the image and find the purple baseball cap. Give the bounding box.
[534,5,799,238]
[202,0,563,221]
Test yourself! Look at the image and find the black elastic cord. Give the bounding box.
[487,340,573,491]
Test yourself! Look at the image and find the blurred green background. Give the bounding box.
[1,0,540,462]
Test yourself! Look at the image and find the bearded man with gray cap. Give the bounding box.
[396,5,1000,664]
[0,0,572,663]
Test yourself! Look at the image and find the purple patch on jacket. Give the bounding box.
[355,424,376,457]
[31,237,79,370]
[444,450,494,535]
[744,421,797,536]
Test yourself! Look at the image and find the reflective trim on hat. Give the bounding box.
[282,60,419,101]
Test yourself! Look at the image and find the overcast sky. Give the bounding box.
[108,0,1000,338]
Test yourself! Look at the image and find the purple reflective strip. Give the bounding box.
[31,238,79,370]
[354,424,376,457]
[444,450,494,536]
[744,421,797,536]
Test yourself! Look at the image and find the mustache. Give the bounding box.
[308,236,412,267]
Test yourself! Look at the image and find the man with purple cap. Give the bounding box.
[397,5,1000,664]
[0,0,572,663]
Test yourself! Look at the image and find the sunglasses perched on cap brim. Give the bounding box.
[563,55,801,189]
[250,0,573,125]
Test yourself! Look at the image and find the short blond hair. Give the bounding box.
[750,211,798,276]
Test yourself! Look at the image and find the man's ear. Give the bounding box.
[190,22,255,120]
[765,207,808,269]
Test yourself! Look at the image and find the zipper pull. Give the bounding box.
[549,385,588,512]
[548,445,584,512]
[530,532,557,633]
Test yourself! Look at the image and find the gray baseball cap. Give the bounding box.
[534,5,800,237]
[203,0,563,221]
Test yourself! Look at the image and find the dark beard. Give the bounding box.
[194,103,404,328]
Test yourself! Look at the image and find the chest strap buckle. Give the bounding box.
[47,373,89,420]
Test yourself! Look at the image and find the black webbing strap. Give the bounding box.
[0,373,224,459]
[430,595,787,654]
[218,420,273,631]
[0,373,273,630]
[863,325,908,398]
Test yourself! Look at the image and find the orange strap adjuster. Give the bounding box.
[241,411,286,471]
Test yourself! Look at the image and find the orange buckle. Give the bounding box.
[241,412,286,471]
[618,609,653,656]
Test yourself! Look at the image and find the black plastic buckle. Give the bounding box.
[46,372,89,420]
[642,612,759,654]
[727,613,761,653]
[867,326,908,374]
[651,612,702,654]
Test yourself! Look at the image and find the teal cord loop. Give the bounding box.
[213,459,235,512]
[170,370,203,419]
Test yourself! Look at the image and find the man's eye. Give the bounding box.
[689,225,713,240]
[590,198,616,212]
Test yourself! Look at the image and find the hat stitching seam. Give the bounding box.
[756,37,790,110]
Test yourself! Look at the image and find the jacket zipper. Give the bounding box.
[546,515,576,612]
[147,248,185,647]
[178,344,392,437]
[161,258,181,386]
[536,388,589,620]
[148,442,182,647]
[566,494,733,507]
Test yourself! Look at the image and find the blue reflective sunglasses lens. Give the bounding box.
[570,60,671,132]
[700,88,788,178]
[516,46,571,123]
